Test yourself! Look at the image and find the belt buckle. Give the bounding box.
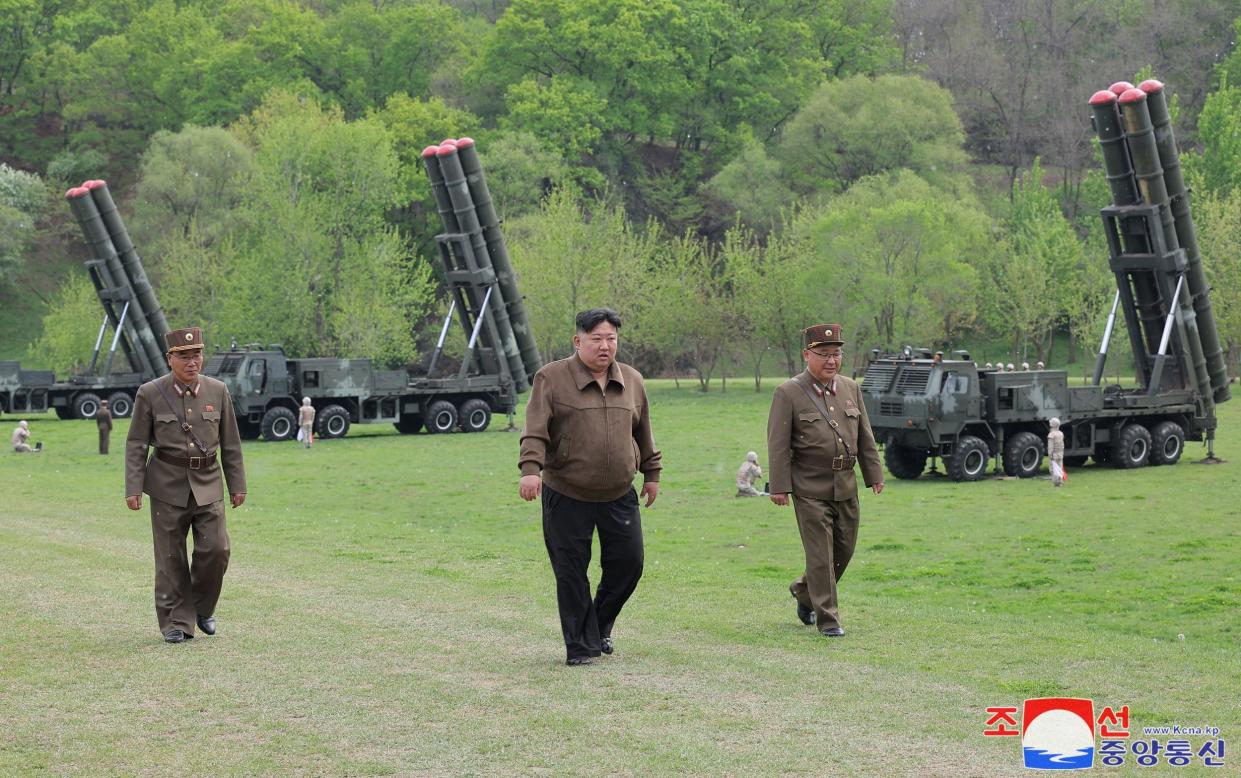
[832,455,844,471]
[188,456,202,469]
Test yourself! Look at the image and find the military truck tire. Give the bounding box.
[73,392,102,420]
[54,406,74,420]
[260,406,297,442]
[884,444,927,480]
[317,404,351,439]
[425,400,458,434]
[394,414,423,434]
[1003,431,1043,478]
[458,399,491,433]
[1064,455,1089,468]
[1149,421,1184,466]
[107,392,133,418]
[1111,423,1151,468]
[947,436,989,482]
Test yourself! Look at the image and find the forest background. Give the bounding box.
[5,0,1241,390]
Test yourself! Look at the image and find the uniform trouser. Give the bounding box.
[99,430,109,454]
[790,494,860,631]
[542,485,644,660]
[150,493,230,636]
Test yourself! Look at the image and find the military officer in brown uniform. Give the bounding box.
[519,308,662,666]
[767,324,883,637]
[96,399,112,454]
[125,326,247,644]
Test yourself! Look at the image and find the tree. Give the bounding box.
[776,74,968,196]
[0,163,47,288]
[1192,187,1241,378]
[134,91,434,365]
[26,273,112,374]
[792,170,990,354]
[131,125,255,263]
[506,186,658,363]
[1183,81,1241,198]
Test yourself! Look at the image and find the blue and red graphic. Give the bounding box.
[1022,698,1096,769]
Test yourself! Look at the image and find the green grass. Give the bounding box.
[1,381,1237,776]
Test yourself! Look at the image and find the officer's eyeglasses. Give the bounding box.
[808,350,843,361]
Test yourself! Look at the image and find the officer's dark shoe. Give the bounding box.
[791,592,816,625]
[163,629,187,644]
[196,614,216,636]
[600,637,614,655]
[566,656,593,666]
[820,626,845,638]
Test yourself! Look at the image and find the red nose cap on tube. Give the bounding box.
[1119,88,1147,104]
[1109,81,1135,95]
[1089,90,1117,106]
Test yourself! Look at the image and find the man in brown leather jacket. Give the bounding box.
[767,324,883,638]
[519,308,662,666]
[125,326,247,644]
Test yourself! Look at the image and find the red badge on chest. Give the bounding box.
[204,404,215,412]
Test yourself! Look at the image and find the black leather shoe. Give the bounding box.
[600,637,614,655]
[196,614,216,636]
[792,592,816,625]
[164,629,187,644]
[566,656,593,666]
[820,626,845,637]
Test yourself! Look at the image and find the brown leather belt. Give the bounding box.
[831,455,857,471]
[156,449,218,470]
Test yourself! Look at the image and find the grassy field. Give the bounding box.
[1,380,1237,776]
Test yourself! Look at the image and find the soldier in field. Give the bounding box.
[767,324,883,638]
[125,326,247,644]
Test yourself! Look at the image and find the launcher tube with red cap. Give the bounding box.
[64,184,164,378]
[1139,79,1231,403]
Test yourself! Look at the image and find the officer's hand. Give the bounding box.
[231,492,246,508]
[126,495,142,511]
[769,493,789,507]
[872,482,885,495]
[519,475,542,501]
[640,481,659,507]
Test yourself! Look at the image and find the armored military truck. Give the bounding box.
[863,79,1228,482]
[203,345,518,441]
[861,352,1208,481]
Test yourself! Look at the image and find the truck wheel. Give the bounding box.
[73,392,102,420]
[107,392,133,418]
[458,399,491,433]
[54,406,74,420]
[260,406,297,442]
[316,404,351,439]
[1003,431,1043,478]
[1064,455,1089,468]
[425,400,458,434]
[394,414,423,434]
[884,444,927,480]
[947,435,989,482]
[1111,423,1151,468]
[1149,421,1184,466]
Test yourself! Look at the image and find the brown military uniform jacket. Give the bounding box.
[767,371,883,501]
[519,355,662,502]
[125,374,246,507]
[96,408,112,432]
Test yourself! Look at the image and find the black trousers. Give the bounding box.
[542,484,644,660]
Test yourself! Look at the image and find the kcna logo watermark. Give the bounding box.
[984,697,1225,769]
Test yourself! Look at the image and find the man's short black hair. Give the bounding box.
[575,307,622,333]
